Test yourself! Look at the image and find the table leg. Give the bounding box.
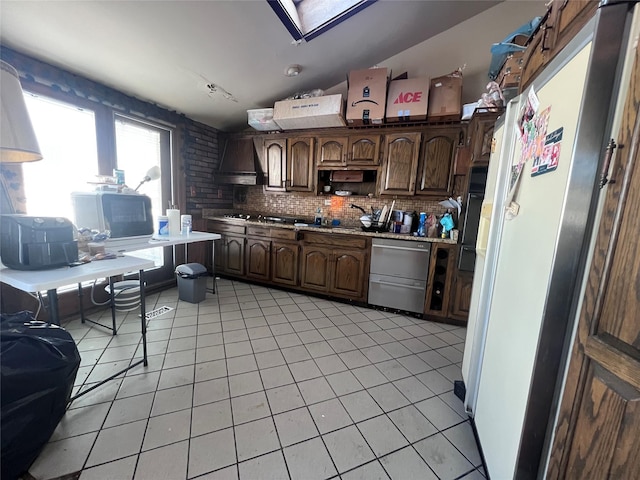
[211,238,216,294]
[78,282,85,324]
[109,276,117,335]
[47,289,60,325]
[139,269,148,366]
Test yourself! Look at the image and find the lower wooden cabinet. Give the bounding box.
[271,240,299,287]
[450,270,473,322]
[424,243,456,319]
[300,232,370,302]
[246,237,270,281]
[223,234,245,276]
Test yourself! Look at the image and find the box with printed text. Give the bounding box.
[385,77,429,122]
[273,94,346,130]
[346,68,388,126]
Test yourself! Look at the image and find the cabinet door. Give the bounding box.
[317,137,347,167]
[271,240,299,287]
[470,113,498,166]
[300,246,330,293]
[245,238,270,282]
[330,249,368,301]
[264,138,287,192]
[224,234,245,276]
[213,233,225,274]
[416,128,458,196]
[348,134,381,166]
[379,132,421,195]
[450,271,473,323]
[287,137,314,191]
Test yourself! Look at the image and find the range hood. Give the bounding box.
[216,136,262,185]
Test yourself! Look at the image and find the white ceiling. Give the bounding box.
[1,0,545,132]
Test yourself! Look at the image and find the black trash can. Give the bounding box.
[175,263,208,303]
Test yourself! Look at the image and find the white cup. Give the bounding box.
[167,209,180,236]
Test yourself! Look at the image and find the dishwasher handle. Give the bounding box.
[371,279,425,290]
[372,244,430,253]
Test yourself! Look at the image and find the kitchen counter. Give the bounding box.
[205,215,457,245]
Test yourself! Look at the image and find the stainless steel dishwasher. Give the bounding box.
[368,238,430,314]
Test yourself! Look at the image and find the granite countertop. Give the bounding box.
[205,215,457,245]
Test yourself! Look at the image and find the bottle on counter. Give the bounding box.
[314,207,323,226]
[417,212,427,237]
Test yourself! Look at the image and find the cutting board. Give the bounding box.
[379,205,388,226]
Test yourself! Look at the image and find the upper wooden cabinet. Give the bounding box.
[379,132,421,196]
[287,137,314,191]
[316,134,381,168]
[263,137,314,192]
[520,1,597,91]
[264,138,287,192]
[469,111,501,166]
[415,127,459,197]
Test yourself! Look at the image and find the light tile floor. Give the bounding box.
[27,278,485,480]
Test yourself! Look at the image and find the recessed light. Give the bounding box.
[284,64,301,77]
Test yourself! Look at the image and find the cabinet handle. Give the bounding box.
[600,138,622,188]
[541,24,552,52]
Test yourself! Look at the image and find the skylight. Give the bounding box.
[268,0,375,42]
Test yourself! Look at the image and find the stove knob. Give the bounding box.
[33,217,44,225]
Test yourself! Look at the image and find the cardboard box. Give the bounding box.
[385,77,429,122]
[427,74,462,121]
[346,68,388,125]
[247,108,281,131]
[273,94,346,130]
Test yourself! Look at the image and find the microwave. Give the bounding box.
[71,192,154,238]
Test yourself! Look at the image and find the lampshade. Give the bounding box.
[0,60,42,163]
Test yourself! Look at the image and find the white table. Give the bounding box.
[0,231,221,402]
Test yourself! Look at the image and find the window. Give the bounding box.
[268,0,375,41]
[22,94,98,218]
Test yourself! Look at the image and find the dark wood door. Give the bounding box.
[348,134,381,166]
[449,270,472,323]
[330,249,368,301]
[547,45,640,478]
[379,132,421,195]
[245,238,270,282]
[264,138,286,192]
[300,246,330,293]
[213,233,225,274]
[224,234,245,276]
[271,240,299,287]
[287,137,314,191]
[415,128,457,196]
[317,136,347,167]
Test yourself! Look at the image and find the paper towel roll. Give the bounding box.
[167,209,180,236]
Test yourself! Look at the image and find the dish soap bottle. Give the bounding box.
[314,207,323,226]
[417,212,427,237]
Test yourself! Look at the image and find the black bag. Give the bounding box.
[1,311,81,480]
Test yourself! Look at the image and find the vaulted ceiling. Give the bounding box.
[1,1,545,132]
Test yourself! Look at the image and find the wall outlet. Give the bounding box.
[324,199,332,206]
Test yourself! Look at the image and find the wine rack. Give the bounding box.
[424,244,456,318]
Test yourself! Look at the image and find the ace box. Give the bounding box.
[386,77,429,122]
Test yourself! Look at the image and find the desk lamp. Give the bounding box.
[134,165,161,192]
[1,60,42,213]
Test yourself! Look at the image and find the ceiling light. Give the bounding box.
[284,65,301,77]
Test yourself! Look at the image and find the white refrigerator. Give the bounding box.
[460,2,638,478]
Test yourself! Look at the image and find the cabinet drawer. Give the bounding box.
[270,228,298,241]
[247,226,272,237]
[303,232,368,250]
[209,221,245,235]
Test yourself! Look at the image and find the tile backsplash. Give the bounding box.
[227,178,466,228]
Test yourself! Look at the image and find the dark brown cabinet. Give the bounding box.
[208,221,246,276]
[271,240,299,287]
[415,127,459,197]
[424,243,456,319]
[245,237,270,281]
[316,134,381,168]
[264,138,287,192]
[468,111,500,166]
[450,270,473,322]
[379,132,421,195]
[287,137,314,191]
[300,232,370,302]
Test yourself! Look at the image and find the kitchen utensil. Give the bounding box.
[388,200,396,227]
[379,205,388,226]
[335,190,352,196]
[360,214,372,228]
